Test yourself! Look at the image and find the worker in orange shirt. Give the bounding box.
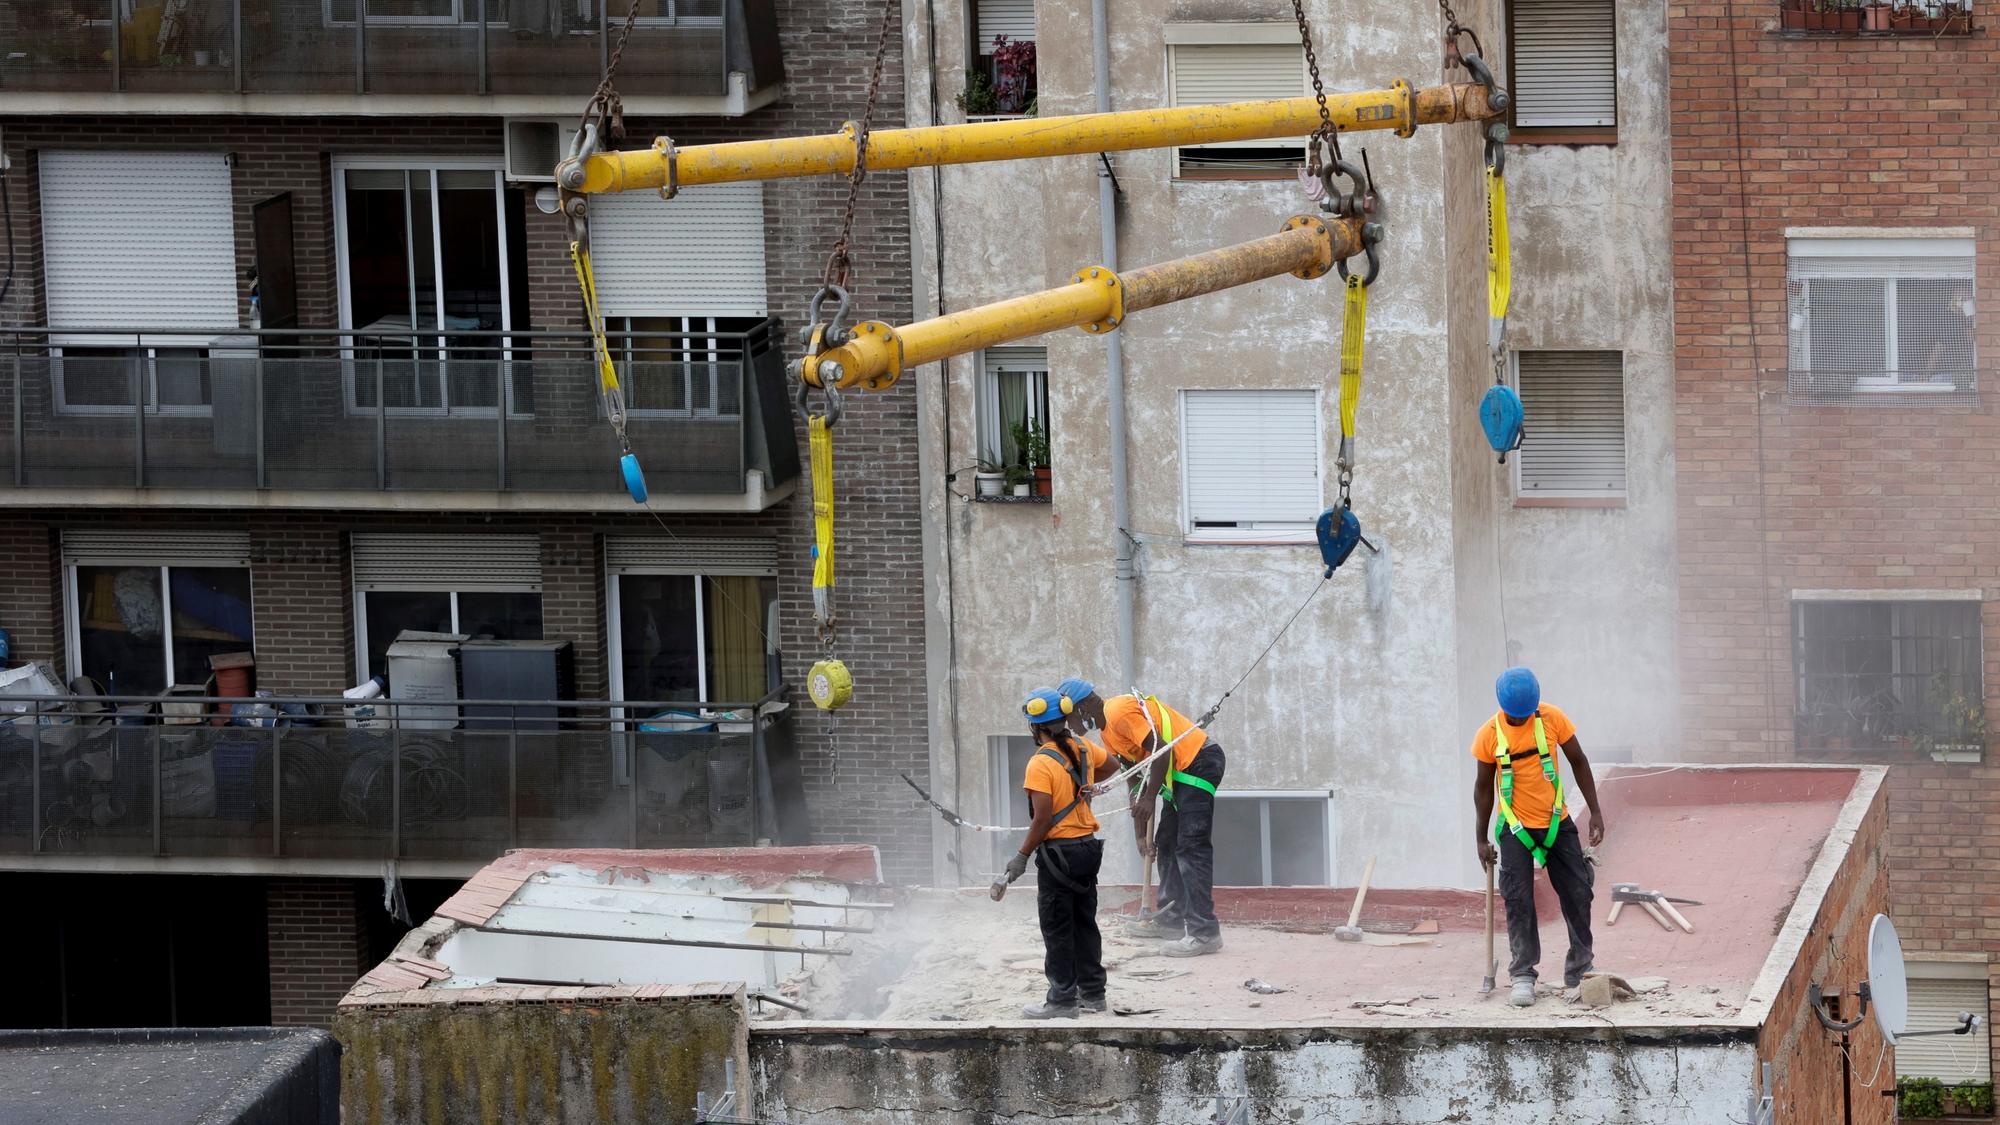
[991,686,1120,1018]
[1471,667,1607,1008]
[1061,678,1227,957]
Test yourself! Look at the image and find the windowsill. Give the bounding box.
[1513,494,1627,509]
[972,493,1050,504]
[1507,129,1618,147]
[1183,534,1315,547]
[965,113,1035,123]
[1770,23,1979,39]
[1173,169,1304,183]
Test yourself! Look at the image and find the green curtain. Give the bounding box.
[997,371,1028,466]
[705,576,769,702]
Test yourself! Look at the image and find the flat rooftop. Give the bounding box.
[0,1028,337,1125]
[779,765,1869,1029]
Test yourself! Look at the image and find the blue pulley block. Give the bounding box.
[1316,506,1363,578]
[1480,384,1525,463]
[621,452,649,504]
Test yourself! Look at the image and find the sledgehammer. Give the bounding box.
[1334,855,1378,943]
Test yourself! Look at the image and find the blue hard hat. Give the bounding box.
[1022,687,1072,726]
[1496,667,1540,720]
[1057,677,1096,706]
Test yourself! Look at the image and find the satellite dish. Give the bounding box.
[1867,913,1908,1045]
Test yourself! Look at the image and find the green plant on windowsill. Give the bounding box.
[1901,1076,1947,1119]
[1003,462,1034,491]
[1010,418,1050,469]
[1915,670,1989,762]
[1953,1081,1997,1115]
[956,71,1000,116]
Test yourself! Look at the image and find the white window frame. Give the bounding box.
[1179,388,1323,545]
[331,156,520,418]
[50,338,218,417]
[65,562,256,690]
[352,587,542,682]
[1164,27,1310,180]
[1214,789,1336,887]
[976,347,1051,467]
[1509,349,1628,500]
[1786,235,1976,394]
[603,315,744,420]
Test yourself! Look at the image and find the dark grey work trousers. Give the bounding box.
[1035,836,1106,1004]
[1497,816,1595,985]
[1153,742,1226,941]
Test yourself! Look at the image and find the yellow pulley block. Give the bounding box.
[808,659,854,711]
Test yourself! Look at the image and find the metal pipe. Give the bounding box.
[476,0,488,95]
[749,920,878,934]
[132,351,145,487]
[805,217,1357,390]
[473,925,852,956]
[355,0,366,95]
[1093,0,1135,691]
[233,0,244,93]
[110,6,121,92]
[12,348,22,486]
[567,82,1491,194]
[271,724,283,857]
[253,347,266,487]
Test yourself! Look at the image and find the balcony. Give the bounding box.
[0,324,800,510]
[0,0,785,114]
[0,689,810,871]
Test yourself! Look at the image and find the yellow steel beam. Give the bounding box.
[800,215,1362,393]
[562,81,1501,195]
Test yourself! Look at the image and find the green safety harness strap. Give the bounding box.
[1492,712,1564,868]
[1146,694,1220,807]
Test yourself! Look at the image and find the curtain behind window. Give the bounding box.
[704,576,770,701]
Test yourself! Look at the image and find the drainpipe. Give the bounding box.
[1093,0,1136,688]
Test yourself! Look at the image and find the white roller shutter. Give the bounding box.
[984,346,1046,371]
[1510,0,1617,129]
[1897,973,1991,1084]
[1169,44,1307,149]
[1181,389,1320,531]
[351,533,543,591]
[587,184,768,317]
[974,0,1035,47]
[39,151,238,332]
[62,529,251,567]
[605,535,778,576]
[1518,351,1626,496]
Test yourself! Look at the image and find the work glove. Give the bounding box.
[990,850,1032,901]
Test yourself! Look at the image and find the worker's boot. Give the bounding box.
[1079,995,1108,1014]
[1020,999,1080,1019]
[1125,915,1183,940]
[1509,978,1536,1008]
[1160,933,1223,958]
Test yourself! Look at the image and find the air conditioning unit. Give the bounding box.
[504,118,579,183]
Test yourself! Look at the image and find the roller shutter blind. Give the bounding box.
[974,0,1035,47]
[62,529,251,567]
[604,535,779,576]
[1897,974,1991,1084]
[39,151,238,332]
[350,533,543,591]
[1510,0,1617,129]
[1181,389,1320,531]
[1169,44,1307,149]
[587,184,768,317]
[1517,351,1626,495]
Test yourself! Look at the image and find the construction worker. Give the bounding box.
[1471,667,1608,1008]
[1061,679,1226,957]
[998,686,1119,1018]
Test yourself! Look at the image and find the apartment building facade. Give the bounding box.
[905,0,1678,893]
[1668,0,1998,1091]
[0,0,925,1027]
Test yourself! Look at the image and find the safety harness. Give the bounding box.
[1033,740,1095,893]
[1491,711,1565,868]
[1133,694,1217,808]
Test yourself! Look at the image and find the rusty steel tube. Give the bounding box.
[1124,220,1361,315]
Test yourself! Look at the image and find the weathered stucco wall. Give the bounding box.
[909,0,1524,891]
[1494,0,1680,761]
[751,1024,1760,1123]
[333,990,749,1125]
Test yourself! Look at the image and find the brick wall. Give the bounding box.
[268,876,368,1027]
[1671,0,2000,1079]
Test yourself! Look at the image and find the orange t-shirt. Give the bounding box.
[1023,737,1110,840]
[1100,694,1205,773]
[1470,703,1576,830]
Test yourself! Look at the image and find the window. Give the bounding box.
[603,316,759,417]
[978,346,1050,475]
[359,590,545,683]
[1507,0,1617,139]
[968,0,1036,116]
[1166,29,1307,178]
[1180,389,1321,542]
[1787,237,1976,399]
[1213,792,1332,886]
[334,162,530,414]
[1793,600,1984,755]
[1897,963,1991,1086]
[63,531,255,696]
[51,346,213,415]
[605,536,779,704]
[1513,350,1626,499]
[350,533,544,681]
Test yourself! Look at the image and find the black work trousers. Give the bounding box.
[1035,836,1106,1005]
[1497,816,1594,985]
[1154,742,1226,941]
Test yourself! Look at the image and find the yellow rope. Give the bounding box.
[1485,164,1512,327]
[569,241,623,400]
[809,414,835,611]
[1339,274,1367,440]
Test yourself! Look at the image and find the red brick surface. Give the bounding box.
[1671,0,2000,1081]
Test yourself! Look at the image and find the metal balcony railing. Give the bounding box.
[0,688,801,861]
[0,0,783,98]
[0,324,799,497]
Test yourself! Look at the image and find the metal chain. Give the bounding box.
[823,0,899,292]
[1289,0,1340,175]
[581,0,642,143]
[1436,0,1464,35]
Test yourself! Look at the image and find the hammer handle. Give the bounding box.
[1607,899,1625,926]
[1639,899,1674,931]
[1657,898,1696,933]
[1347,855,1378,930]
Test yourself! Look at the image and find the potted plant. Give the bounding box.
[1004,463,1033,497]
[1891,2,1921,30]
[991,36,1037,116]
[1804,0,1828,29]
[1948,1081,1995,1117]
[1838,1,1863,30]
[1937,1,1971,31]
[955,71,1000,116]
[1782,0,1809,27]
[974,460,1006,499]
[1916,672,1988,762]
[1899,1077,1946,1120]
[1864,1,1892,29]
[1011,419,1051,496]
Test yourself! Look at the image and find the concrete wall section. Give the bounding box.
[752,1024,1760,1124]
